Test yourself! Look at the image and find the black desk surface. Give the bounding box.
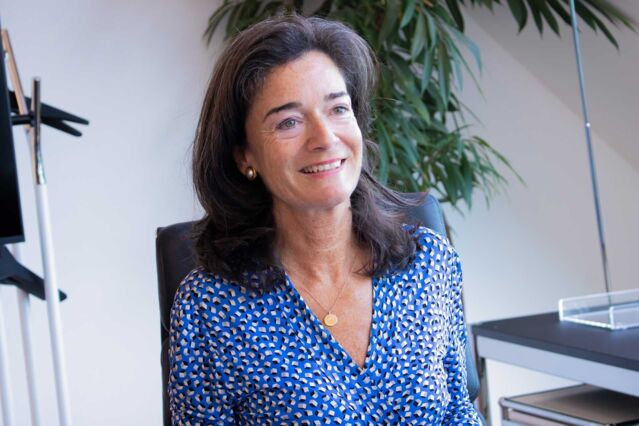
[472,312,639,372]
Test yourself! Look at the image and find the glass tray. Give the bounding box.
[559,288,639,330]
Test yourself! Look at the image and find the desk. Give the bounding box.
[472,312,639,424]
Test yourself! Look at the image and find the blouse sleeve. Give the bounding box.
[442,253,482,425]
[168,276,237,425]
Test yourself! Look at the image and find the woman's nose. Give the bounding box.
[305,116,337,150]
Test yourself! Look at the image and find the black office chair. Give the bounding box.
[156,193,481,426]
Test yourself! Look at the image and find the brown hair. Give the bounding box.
[192,14,419,291]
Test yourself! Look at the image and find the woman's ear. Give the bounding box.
[233,146,252,174]
[233,147,248,173]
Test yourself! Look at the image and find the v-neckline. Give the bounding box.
[283,272,384,377]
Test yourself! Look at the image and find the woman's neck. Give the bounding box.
[274,201,364,286]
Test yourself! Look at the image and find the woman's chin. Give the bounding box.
[279,191,352,213]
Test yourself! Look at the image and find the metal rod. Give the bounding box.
[569,0,612,294]
[32,79,45,184]
[32,78,73,426]
[10,244,42,426]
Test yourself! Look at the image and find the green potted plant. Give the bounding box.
[203,0,634,216]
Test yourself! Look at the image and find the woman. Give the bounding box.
[169,14,480,425]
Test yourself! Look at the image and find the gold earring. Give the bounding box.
[245,166,257,180]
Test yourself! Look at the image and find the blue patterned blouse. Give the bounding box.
[168,227,480,425]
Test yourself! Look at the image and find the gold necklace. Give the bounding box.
[297,277,350,327]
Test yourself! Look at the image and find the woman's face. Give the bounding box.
[240,50,363,214]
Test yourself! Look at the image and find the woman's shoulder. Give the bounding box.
[404,224,457,256]
[171,267,263,326]
[401,224,460,273]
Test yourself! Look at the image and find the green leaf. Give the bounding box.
[460,154,474,207]
[400,0,418,28]
[388,54,413,87]
[445,0,465,31]
[595,19,620,49]
[445,34,482,91]
[579,2,621,49]
[525,0,544,33]
[226,4,242,38]
[405,87,432,125]
[436,40,451,113]
[379,0,401,47]
[411,12,427,59]
[575,1,598,31]
[204,1,235,44]
[531,0,560,35]
[546,0,571,26]
[448,42,464,90]
[426,13,438,49]
[586,0,637,29]
[376,122,390,183]
[399,136,420,167]
[442,163,459,203]
[421,47,434,93]
[459,32,482,72]
[506,0,528,32]
[378,117,397,160]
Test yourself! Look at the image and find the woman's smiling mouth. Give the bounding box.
[301,159,345,174]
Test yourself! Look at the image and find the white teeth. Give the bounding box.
[302,160,342,174]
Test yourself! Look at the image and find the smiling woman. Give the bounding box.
[169,14,481,425]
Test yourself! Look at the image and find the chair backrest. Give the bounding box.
[156,193,479,426]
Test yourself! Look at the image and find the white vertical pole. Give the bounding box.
[0,288,15,426]
[16,288,41,426]
[12,243,42,426]
[35,184,72,426]
[32,78,72,426]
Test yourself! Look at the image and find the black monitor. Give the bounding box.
[0,19,25,245]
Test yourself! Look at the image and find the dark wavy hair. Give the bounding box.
[192,14,421,292]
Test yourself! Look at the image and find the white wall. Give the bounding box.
[466,0,639,172]
[0,0,220,424]
[448,13,639,423]
[0,1,637,425]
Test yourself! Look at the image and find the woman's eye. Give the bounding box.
[276,118,298,130]
[334,105,349,114]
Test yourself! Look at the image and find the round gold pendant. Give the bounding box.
[323,313,339,327]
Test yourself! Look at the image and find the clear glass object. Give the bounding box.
[559,288,639,330]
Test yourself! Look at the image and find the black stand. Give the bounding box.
[1,70,85,304]
[0,246,66,301]
[9,91,88,136]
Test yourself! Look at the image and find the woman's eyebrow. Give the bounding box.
[325,91,348,101]
[263,102,302,122]
[262,91,350,122]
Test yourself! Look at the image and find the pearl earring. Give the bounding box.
[245,166,257,180]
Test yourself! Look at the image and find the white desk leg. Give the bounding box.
[474,334,492,425]
[477,356,492,425]
[0,288,15,426]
